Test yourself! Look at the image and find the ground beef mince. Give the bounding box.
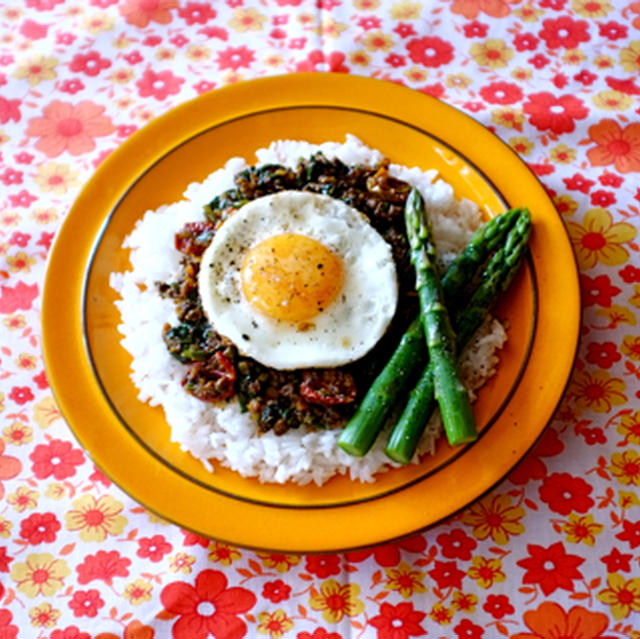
[157,153,418,435]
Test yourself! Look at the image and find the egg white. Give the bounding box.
[198,190,399,370]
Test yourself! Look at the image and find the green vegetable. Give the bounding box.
[337,204,524,457]
[385,207,532,464]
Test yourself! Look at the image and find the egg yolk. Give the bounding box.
[241,233,344,323]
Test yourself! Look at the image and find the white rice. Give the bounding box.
[110,135,507,486]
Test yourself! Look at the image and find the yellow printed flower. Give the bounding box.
[169,552,195,574]
[45,482,66,500]
[208,542,242,566]
[31,208,59,225]
[610,449,640,486]
[3,314,26,330]
[594,54,615,69]
[6,251,36,274]
[2,6,21,19]
[257,609,294,638]
[0,516,12,538]
[491,107,525,130]
[10,553,70,597]
[429,603,453,625]
[123,578,153,605]
[34,163,80,195]
[109,68,134,84]
[264,53,284,69]
[617,410,640,444]
[1,211,20,227]
[0,130,10,145]
[554,194,579,217]
[313,16,348,39]
[592,90,634,111]
[29,602,60,628]
[470,39,514,69]
[549,144,576,164]
[562,49,587,65]
[12,55,58,86]
[384,561,427,599]
[33,396,62,429]
[597,574,640,620]
[511,66,532,81]
[622,336,640,361]
[571,370,627,414]
[7,486,39,512]
[515,3,544,21]
[309,579,365,623]
[509,136,534,156]
[15,352,37,370]
[619,41,640,73]
[404,66,428,83]
[618,490,640,509]
[361,30,395,52]
[390,1,422,19]
[630,285,640,309]
[3,421,33,446]
[155,47,175,61]
[452,591,477,611]
[257,553,301,573]
[566,208,637,270]
[461,492,526,544]
[65,494,127,541]
[186,45,211,62]
[572,0,612,16]
[82,11,114,34]
[595,305,636,329]
[355,0,381,9]
[562,513,604,545]
[228,8,268,32]
[446,73,473,89]
[349,50,372,66]
[467,556,506,588]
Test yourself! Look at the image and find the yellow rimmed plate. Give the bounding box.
[42,73,580,553]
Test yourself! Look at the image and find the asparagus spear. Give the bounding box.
[385,207,532,464]
[404,187,477,448]
[337,205,523,457]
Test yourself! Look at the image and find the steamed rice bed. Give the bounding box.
[110,136,507,486]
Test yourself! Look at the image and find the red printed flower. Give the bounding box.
[479,81,522,104]
[368,602,426,639]
[8,385,34,404]
[119,0,178,27]
[463,20,489,37]
[346,534,426,567]
[513,32,539,51]
[436,529,477,560]
[69,589,105,618]
[517,542,585,595]
[0,281,39,313]
[590,189,616,207]
[297,629,342,639]
[69,51,111,77]
[482,594,514,619]
[26,100,115,157]
[394,22,416,38]
[295,50,349,73]
[615,519,640,549]
[136,69,184,100]
[620,265,640,283]
[523,92,588,134]
[178,2,216,24]
[538,472,594,515]
[8,190,37,208]
[454,618,484,639]
[428,560,466,590]
[509,427,564,485]
[406,37,453,67]
[160,569,256,639]
[305,554,341,578]
[599,20,628,40]
[0,97,20,124]
[76,550,131,585]
[216,46,255,70]
[181,530,210,547]
[29,438,85,480]
[575,69,598,85]
[19,512,61,544]
[538,16,590,49]
[0,610,18,639]
[564,172,595,193]
[586,341,621,368]
[0,547,13,573]
[261,579,291,603]
[600,547,633,573]
[51,627,92,639]
[137,534,172,562]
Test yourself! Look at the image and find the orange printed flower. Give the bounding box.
[617,409,640,444]
[257,609,294,638]
[26,100,115,158]
[467,556,506,588]
[119,0,178,28]
[450,0,520,19]
[384,562,427,598]
[96,620,155,639]
[562,513,604,546]
[586,119,640,173]
[571,370,627,414]
[597,574,640,620]
[512,601,610,639]
[65,494,127,541]
[460,492,526,544]
[566,208,637,270]
[0,440,21,500]
[309,579,365,623]
[609,449,640,486]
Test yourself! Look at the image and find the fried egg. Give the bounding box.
[198,190,398,370]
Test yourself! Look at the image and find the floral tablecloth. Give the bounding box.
[1,0,640,638]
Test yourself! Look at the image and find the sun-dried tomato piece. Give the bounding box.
[181,351,236,402]
[300,369,357,405]
[175,221,216,257]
